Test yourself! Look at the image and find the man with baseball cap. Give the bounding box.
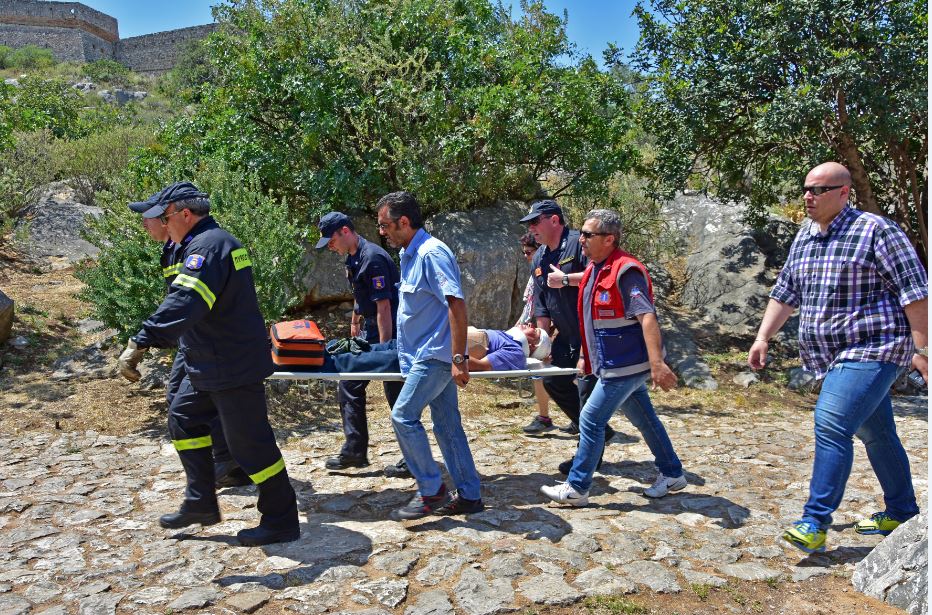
[119,181,300,546]
[315,211,409,477]
[520,198,618,474]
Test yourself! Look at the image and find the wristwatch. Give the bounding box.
[452,354,467,365]
[561,274,570,287]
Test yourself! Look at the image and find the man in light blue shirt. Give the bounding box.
[376,191,483,519]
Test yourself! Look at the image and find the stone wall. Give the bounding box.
[116,24,216,74]
[0,0,118,42]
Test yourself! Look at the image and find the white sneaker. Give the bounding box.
[644,474,687,498]
[540,482,589,507]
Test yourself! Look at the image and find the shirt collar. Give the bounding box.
[400,227,430,260]
[346,235,367,266]
[808,204,855,238]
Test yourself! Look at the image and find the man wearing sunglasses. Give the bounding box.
[519,199,618,474]
[748,162,927,554]
[118,181,300,546]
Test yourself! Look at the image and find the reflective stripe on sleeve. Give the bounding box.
[162,264,182,278]
[231,248,252,271]
[172,435,213,451]
[249,457,285,484]
[172,274,217,309]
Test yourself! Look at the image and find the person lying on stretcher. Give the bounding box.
[318,323,551,374]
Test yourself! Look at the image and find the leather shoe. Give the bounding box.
[237,525,300,546]
[159,509,221,529]
[325,453,369,470]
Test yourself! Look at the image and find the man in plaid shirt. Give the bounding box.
[748,162,927,554]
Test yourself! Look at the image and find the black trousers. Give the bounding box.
[335,333,403,458]
[542,335,590,426]
[168,375,298,531]
[167,352,235,470]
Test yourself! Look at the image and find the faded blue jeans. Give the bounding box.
[390,359,481,501]
[802,361,919,529]
[568,372,683,494]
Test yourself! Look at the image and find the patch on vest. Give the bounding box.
[597,309,616,317]
[372,275,386,290]
[596,290,611,304]
[184,254,205,270]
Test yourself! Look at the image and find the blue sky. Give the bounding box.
[82,1,642,63]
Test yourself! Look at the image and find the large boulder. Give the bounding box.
[0,289,12,344]
[15,182,102,267]
[425,201,528,330]
[852,512,927,615]
[299,203,529,330]
[665,193,798,340]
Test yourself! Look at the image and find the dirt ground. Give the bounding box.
[0,260,914,615]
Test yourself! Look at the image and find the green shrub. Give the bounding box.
[77,162,307,340]
[53,125,156,204]
[10,76,82,138]
[4,45,56,69]
[0,45,12,68]
[81,59,130,85]
[0,130,56,240]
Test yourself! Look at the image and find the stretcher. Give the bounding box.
[268,359,578,381]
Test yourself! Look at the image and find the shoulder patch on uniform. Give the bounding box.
[185,254,205,270]
[372,275,386,290]
[630,286,643,299]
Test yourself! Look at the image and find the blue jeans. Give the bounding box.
[390,359,481,500]
[803,361,919,528]
[568,373,683,493]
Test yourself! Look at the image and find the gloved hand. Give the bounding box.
[326,336,372,355]
[348,336,371,354]
[118,338,148,382]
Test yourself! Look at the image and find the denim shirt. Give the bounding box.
[396,228,464,374]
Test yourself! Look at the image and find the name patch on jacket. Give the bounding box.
[372,275,386,290]
[185,254,205,270]
[558,256,575,266]
[231,248,252,271]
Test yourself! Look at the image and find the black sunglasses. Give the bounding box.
[803,185,844,196]
[580,230,611,239]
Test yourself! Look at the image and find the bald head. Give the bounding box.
[807,162,851,186]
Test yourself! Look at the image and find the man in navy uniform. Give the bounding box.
[520,199,617,474]
[315,212,409,477]
[127,191,250,489]
[119,182,299,546]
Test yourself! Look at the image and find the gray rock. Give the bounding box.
[733,371,759,388]
[518,574,583,605]
[371,550,420,576]
[24,579,63,603]
[484,554,526,578]
[454,568,514,615]
[559,533,600,554]
[681,569,728,588]
[787,368,817,392]
[77,591,124,615]
[404,589,454,615]
[852,512,927,615]
[415,555,468,586]
[0,593,31,615]
[572,566,637,596]
[621,560,681,593]
[166,586,222,610]
[0,290,12,345]
[352,579,408,608]
[224,590,270,613]
[72,81,96,92]
[3,78,18,87]
[9,336,28,350]
[718,562,782,581]
[16,183,102,263]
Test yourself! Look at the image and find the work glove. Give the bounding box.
[326,336,372,355]
[118,338,148,382]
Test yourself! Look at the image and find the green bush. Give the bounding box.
[0,130,56,240]
[4,45,56,69]
[81,59,130,85]
[0,45,12,68]
[53,125,156,204]
[77,162,307,340]
[9,76,82,138]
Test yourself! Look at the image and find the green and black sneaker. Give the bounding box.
[782,520,826,554]
[855,512,903,536]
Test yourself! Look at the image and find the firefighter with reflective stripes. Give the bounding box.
[118,182,299,546]
[127,191,251,489]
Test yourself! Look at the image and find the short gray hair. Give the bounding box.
[584,209,622,247]
[174,198,210,216]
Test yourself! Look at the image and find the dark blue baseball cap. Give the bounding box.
[127,190,162,214]
[519,199,563,223]
[141,182,209,219]
[315,211,354,249]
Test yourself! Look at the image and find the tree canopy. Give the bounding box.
[633,0,927,252]
[148,0,638,218]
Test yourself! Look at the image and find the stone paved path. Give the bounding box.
[0,392,925,614]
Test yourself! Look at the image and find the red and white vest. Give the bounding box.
[578,248,656,378]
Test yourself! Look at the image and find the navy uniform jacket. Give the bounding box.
[134,216,273,390]
[346,236,399,341]
[531,226,587,348]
